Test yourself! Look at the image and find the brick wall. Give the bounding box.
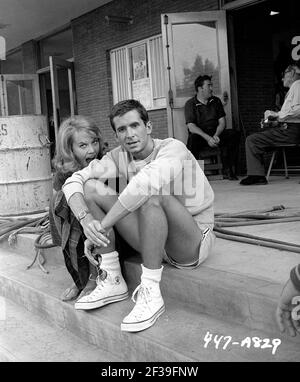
[71,0,219,149]
[233,7,275,173]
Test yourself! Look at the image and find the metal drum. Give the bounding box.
[0,115,52,216]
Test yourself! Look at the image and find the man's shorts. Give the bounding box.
[162,224,215,270]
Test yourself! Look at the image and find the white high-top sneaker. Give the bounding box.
[75,270,128,310]
[75,251,128,310]
[121,282,165,332]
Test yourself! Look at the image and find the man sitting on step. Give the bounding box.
[240,60,300,186]
[184,74,240,180]
[62,99,215,333]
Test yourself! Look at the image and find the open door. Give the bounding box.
[49,56,76,146]
[162,11,232,144]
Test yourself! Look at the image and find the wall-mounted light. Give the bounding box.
[270,11,280,16]
[105,15,133,25]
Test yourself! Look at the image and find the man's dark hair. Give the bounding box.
[109,99,149,131]
[194,75,212,92]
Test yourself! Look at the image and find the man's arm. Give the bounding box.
[213,116,226,142]
[266,82,300,122]
[185,99,215,144]
[101,199,130,230]
[68,192,111,247]
[187,122,217,147]
[62,154,117,202]
[187,122,212,141]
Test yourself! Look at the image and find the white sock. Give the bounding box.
[100,251,120,272]
[141,264,163,286]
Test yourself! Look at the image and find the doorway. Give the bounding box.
[38,57,76,161]
[162,11,232,145]
[230,0,300,172]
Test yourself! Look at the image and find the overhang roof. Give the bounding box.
[0,0,113,52]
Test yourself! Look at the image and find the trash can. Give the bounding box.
[0,115,52,216]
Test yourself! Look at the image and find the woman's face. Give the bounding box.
[72,129,100,168]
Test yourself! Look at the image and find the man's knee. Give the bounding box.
[139,195,162,211]
[245,133,258,148]
[83,179,96,200]
[83,179,108,203]
[139,195,175,215]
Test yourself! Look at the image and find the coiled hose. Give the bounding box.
[0,213,56,273]
[214,205,300,253]
[1,204,300,274]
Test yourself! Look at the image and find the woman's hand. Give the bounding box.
[84,239,106,267]
[84,239,99,266]
[80,213,110,247]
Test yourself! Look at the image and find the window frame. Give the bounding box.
[110,34,166,111]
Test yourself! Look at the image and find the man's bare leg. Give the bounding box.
[74,181,129,310]
[83,180,203,265]
[82,180,206,331]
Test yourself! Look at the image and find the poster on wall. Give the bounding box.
[132,77,151,109]
[132,44,147,80]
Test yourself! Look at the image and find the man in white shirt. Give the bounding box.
[62,99,215,332]
[240,61,300,185]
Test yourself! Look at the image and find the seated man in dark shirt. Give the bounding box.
[185,75,240,180]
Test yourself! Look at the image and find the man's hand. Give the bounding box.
[276,279,300,337]
[212,135,220,144]
[80,213,110,248]
[264,110,278,121]
[207,136,219,148]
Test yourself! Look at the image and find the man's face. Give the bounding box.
[199,80,213,99]
[282,66,295,88]
[113,109,153,160]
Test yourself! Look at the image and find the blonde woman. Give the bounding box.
[50,115,103,301]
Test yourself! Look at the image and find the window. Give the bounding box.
[110,35,166,110]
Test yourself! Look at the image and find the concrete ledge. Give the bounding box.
[0,296,117,362]
[1,233,300,341]
[123,257,299,340]
[0,250,300,361]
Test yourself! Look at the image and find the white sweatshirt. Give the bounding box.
[63,138,214,228]
[278,79,300,123]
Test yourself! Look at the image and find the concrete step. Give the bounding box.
[0,296,119,362]
[125,221,300,339]
[3,229,300,341]
[0,247,300,361]
[123,257,295,341]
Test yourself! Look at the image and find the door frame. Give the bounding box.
[162,11,233,142]
[37,56,76,147]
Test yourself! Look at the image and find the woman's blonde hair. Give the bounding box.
[52,115,103,174]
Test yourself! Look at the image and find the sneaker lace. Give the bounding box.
[84,272,107,300]
[130,284,152,317]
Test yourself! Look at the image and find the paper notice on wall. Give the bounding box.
[132,44,147,80]
[132,78,151,109]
